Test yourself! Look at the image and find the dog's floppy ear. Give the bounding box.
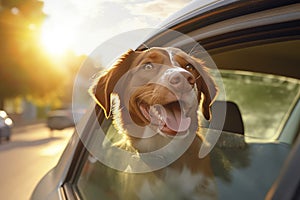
[194,59,218,121]
[89,49,137,118]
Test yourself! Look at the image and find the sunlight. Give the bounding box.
[40,141,68,157]
[40,20,75,55]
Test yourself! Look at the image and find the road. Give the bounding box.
[0,124,73,200]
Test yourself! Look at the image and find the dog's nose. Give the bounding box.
[169,71,195,91]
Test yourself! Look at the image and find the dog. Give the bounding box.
[89,47,218,199]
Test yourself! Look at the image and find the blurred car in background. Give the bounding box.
[47,108,74,131]
[47,107,86,131]
[0,110,13,142]
[32,0,300,200]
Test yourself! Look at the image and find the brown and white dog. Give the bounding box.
[89,47,218,199]
[90,47,217,136]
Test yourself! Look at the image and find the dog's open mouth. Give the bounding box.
[139,101,191,136]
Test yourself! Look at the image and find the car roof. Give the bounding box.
[156,0,299,32]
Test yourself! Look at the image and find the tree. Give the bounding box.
[0,0,65,109]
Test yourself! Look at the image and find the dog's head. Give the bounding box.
[90,47,218,137]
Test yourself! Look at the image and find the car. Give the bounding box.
[46,107,86,131]
[31,0,300,200]
[47,108,75,131]
[0,110,13,142]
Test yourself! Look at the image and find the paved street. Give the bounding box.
[0,124,73,200]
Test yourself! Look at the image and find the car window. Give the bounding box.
[216,70,300,141]
[72,33,300,200]
[74,72,299,200]
[211,40,300,141]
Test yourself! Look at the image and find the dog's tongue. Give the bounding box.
[164,103,191,133]
[144,103,191,134]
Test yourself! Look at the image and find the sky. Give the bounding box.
[41,0,192,55]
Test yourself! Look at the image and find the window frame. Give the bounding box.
[62,105,106,200]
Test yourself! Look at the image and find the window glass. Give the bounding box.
[76,72,299,200]
[76,128,291,200]
[217,71,300,140]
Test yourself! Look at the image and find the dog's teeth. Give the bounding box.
[150,106,160,118]
[149,105,165,126]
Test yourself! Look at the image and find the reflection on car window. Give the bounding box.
[218,71,300,140]
[76,124,291,200]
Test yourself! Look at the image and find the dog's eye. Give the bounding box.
[142,63,154,70]
[185,63,195,71]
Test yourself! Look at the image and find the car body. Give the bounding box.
[47,107,85,131]
[47,109,75,131]
[0,110,13,142]
[31,0,300,200]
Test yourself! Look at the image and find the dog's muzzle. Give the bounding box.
[131,69,198,136]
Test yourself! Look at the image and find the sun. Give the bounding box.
[40,20,75,56]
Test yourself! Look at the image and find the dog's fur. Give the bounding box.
[89,47,218,199]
